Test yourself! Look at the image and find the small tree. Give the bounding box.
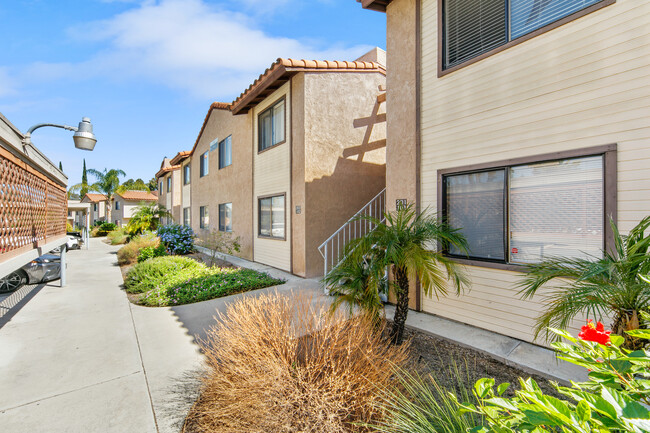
[80,159,88,198]
[518,216,650,350]
[126,203,171,236]
[197,229,241,267]
[325,204,469,345]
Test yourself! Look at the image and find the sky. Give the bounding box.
[0,0,385,189]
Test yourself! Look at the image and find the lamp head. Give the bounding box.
[73,117,96,151]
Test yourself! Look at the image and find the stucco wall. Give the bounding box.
[190,108,253,259]
[291,74,307,276]
[414,0,650,343]
[301,71,387,278]
[253,82,292,272]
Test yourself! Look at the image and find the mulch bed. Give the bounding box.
[401,324,563,398]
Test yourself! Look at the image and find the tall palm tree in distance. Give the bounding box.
[86,168,126,222]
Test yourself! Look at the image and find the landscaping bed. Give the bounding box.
[121,255,285,307]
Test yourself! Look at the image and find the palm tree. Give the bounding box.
[86,168,126,222]
[326,205,469,345]
[518,217,650,350]
[126,203,171,236]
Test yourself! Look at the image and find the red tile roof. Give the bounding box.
[170,150,192,165]
[155,165,180,179]
[116,190,158,201]
[231,58,385,114]
[82,193,107,203]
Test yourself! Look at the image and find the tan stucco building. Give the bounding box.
[361,0,650,344]
[155,157,182,224]
[159,49,387,277]
[80,193,108,225]
[111,190,158,227]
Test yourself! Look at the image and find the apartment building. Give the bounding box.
[111,190,158,227]
[155,157,181,224]
[80,193,107,225]
[163,48,387,277]
[359,0,650,343]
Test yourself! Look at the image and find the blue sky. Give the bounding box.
[0,0,385,188]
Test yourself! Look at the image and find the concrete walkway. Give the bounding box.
[0,239,323,433]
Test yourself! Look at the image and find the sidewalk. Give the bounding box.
[0,238,201,433]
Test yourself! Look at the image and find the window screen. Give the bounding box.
[258,99,285,151]
[200,152,209,177]
[444,0,507,68]
[443,0,606,69]
[183,164,190,185]
[509,156,603,264]
[446,170,506,260]
[183,207,190,227]
[219,203,232,232]
[259,195,285,238]
[219,136,232,169]
[510,0,601,39]
[200,206,209,229]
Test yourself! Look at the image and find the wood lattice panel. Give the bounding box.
[0,152,67,257]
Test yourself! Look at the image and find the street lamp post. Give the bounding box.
[22,117,97,287]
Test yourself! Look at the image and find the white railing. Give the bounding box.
[318,188,386,277]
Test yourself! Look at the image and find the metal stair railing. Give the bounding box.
[318,188,386,277]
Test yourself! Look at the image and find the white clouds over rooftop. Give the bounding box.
[64,0,371,98]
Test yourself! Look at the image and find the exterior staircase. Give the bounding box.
[318,188,386,277]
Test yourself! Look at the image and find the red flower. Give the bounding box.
[579,320,611,345]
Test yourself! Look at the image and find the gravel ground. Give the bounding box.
[401,324,563,398]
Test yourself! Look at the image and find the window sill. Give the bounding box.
[257,234,286,241]
[258,140,286,155]
[446,256,527,273]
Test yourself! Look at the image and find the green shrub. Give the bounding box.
[463,322,650,432]
[95,222,117,236]
[140,267,285,306]
[137,244,168,263]
[116,232,159,266]
[125,256,205,293]
[107,227,128,245]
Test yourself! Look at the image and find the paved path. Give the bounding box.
[0,239,323,433]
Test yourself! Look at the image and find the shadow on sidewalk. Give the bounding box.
[0,283,48,329]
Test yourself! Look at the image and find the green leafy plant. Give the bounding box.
[70,168,125,222]
[116,232,159,265]
[518,217,650,349]
[107,227,128,245]
[140,267,285,307]
[95,222,117,236]
[126,203,171,236]
[460,322,650,432]
[326,204,469,345]
[323,254,387,326]
[137,244,168,263]
[124,255,204,293]
[197,229,241,267]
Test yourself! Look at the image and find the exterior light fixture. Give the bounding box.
[23,117,97,151]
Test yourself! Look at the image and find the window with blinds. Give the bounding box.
[443,154,605,265]
[219,135,232,169]
[219,203,232,232]
[442,0,605,69]
[258,99,285,152]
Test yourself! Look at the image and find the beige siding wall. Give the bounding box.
[302,71,387,277]
[190,108,253,259]
[417,0,650,343]
[253,82,292,271]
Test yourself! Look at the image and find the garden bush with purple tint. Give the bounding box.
[139,267,285,307]
[157,224,195,255]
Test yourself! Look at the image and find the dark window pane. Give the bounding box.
[444,0,507,68]
[445,170,505,260]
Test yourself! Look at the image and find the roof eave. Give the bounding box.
[360,0,390,12]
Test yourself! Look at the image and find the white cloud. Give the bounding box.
[61,0,372,99]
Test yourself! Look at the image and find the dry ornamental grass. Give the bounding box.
[184,292,409,433]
